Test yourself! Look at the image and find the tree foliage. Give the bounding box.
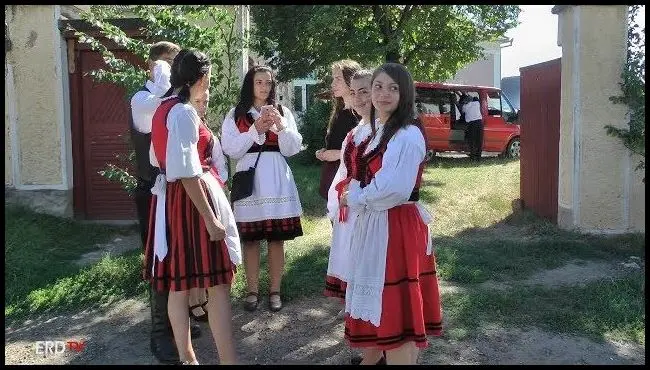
[250,5,520,82]
[606,5,645,179]
[66,5,246,193]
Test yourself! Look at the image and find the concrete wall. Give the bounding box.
[5,5,69,189]
[556,5,645,233]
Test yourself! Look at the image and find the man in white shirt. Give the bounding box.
[130,41,201,365]
[461,95,483,161]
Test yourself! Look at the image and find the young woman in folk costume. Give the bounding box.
[338,63,443,365]
[325,69,389,365]
[143,49,241,365]
[324,69,374,301]
[316,59,362,200]
[184,89,230,324]
[221,65,304,312]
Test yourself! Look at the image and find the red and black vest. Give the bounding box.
[151,98,217,177]
[235,106,284,153]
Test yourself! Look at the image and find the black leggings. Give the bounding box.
[466,120,483,160]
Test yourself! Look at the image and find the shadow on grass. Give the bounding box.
[281,243,330,300]
[434,210,645,284]
[4,204,142,322]
[428,155,520,169]
[5,249,149,324]
[435,209,645,345]
[289,159,328,217]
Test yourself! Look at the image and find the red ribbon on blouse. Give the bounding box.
[335,177,353,222]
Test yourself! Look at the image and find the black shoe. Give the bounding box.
[189,301,209,322]
[190,323,202,339]
[351,354,363,365]
[150,336,179,364]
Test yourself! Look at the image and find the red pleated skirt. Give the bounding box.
[324,275,347,299]
[142,180,236,292]
[344,203,443,350]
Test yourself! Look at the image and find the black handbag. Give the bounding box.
[230,144,264,202]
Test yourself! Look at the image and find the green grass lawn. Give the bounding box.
[5,156,645,345]
[4,205,143,318]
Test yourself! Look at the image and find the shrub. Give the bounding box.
[297,99,332,165]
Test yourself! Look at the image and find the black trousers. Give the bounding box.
[466,120,483,160]
[134,179,154,247]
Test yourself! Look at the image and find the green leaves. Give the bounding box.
[250,5,520,82]
[70,5,246,192]
[98,164,137,195]
[606,5,645,177]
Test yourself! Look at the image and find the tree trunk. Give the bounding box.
[386,50,401,63]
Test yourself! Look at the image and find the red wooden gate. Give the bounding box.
[519,58,561,223]
[65,21,148,220]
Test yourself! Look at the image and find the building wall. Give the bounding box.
[5,5,69,189]
[446,42,501,87]
[556,5,644,233]
[447,53,496,87]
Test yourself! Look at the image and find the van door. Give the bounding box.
[416,88,454,151]
[483,90,516,152]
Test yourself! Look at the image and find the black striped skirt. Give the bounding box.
[143,180,236,292]
[236,217,303,242]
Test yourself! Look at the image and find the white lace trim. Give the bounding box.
[236,196,298,207]
[345,280,385,326]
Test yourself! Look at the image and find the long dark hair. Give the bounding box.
[369,63,420,147]
[234,65,277,120]
[166,48,211,103]
[327,59,361,133]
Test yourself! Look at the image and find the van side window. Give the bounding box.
[487,91,502,116]
[416,88,451,116]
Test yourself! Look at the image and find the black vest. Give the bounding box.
[129,85,160,185]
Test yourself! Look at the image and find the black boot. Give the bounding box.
[150,287,179,364]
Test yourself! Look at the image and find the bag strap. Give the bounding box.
[252,143,264,169]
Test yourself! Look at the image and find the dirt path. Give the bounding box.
[5,285,644,364]
[4,236,645,365]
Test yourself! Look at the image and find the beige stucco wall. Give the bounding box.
[5,5,65,187]
[557,8,576,228]
[5,70,13,186]
[557,5,644,233]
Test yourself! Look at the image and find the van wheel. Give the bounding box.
[503,138,521,158]
[426,150,436,162]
